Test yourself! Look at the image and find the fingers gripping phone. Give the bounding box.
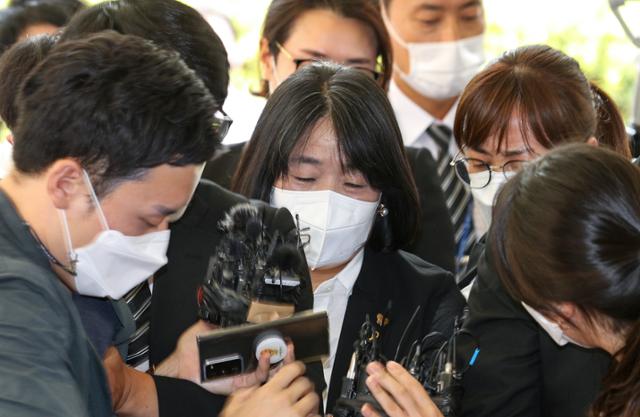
[197,311,329,381]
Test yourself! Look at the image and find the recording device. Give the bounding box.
[333,313,390,417]
[333,309,479,417]
[197,203,305,327]
[401,314,478,417]
[197,310,329,381]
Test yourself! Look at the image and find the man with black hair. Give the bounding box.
[0,27,320,417]
[0,30,216,416]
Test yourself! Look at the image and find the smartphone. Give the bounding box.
[197,310,329,381]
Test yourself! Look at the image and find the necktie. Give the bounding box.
[426,123,475,266]
[124,281,152,368]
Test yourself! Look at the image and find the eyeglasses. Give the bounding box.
[275,42,383,82]
[450,153,531,189]
[212,109,233,141]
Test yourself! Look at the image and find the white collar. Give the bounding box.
[314,248,364,296]
[388,80,459,147]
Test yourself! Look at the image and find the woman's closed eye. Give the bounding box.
[293,176,316,183]
[345,181,366,189]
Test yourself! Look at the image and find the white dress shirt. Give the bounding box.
[0,140,13,179]
[313,249,364,409]
[387,80,460,161]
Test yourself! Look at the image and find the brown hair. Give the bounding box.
[255,0,392,97]
[490,144,640,417]
[454,45,630,158]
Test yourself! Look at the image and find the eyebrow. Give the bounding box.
[290,155,322,165]
[470,146,528,158]
[414,0,482,12]
[298,48,374,65]
[502,148,529,158]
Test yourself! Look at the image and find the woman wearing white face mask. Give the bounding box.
[490,144,640,417]
[232,62,465,415]
[203,0,457,274]
[454,45,631,417]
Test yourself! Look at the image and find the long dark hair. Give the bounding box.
[256,0,392,96]
[232,62,419,251]
[490,143,640,417]
[454,45,630,158]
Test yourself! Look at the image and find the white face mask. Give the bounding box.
[522,303,589,348]
[59,171,171,299]
[382,8,485,100]
[270,188,379,270]
[468,170,513,236]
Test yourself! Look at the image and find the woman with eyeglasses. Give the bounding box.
[204,0,457,273]
[231,62,465,415]
[453,45,631,417]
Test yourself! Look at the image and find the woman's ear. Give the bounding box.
[259,38,275,84]
[6,133,14,145]
[586,136,599,147]
[46,159,84,210]
[549,302,578,330]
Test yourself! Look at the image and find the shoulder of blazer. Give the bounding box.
[404,146,438,174]
[173,179,247,229]
[357,248,458,303]
[202,142,246,189]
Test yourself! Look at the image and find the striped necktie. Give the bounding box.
[426,123,475,266]
[124,281,152,369]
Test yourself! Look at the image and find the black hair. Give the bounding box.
[233,62,420,251]
[489,143,640,417]
[9,0,86,15]
[0,1,80,54]
[61,0,229,105]
[12,31,218,196]
[0,33,56,130]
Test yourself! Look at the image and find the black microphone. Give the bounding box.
[198,203,305,327]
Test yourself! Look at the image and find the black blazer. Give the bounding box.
[325,248,466,414]
[149,180,322,417]
[460,237,611,417]
[203,143,456,273]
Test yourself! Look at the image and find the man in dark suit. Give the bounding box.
[61,2,322,416]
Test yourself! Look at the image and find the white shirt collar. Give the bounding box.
[314,248,364,296]
[388,80,459,148]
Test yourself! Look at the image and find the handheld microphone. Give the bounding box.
[198,203,305,327]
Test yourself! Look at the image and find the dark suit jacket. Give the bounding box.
[461,237,611,417]
[325,248,466,414]
[203,143,456,273]
[149,179,322,417]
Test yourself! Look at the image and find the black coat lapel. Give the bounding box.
[326,249,383,414]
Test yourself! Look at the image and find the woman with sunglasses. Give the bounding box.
[203,0,456,273]
[231,62,465,414]
[452,45,631,417]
